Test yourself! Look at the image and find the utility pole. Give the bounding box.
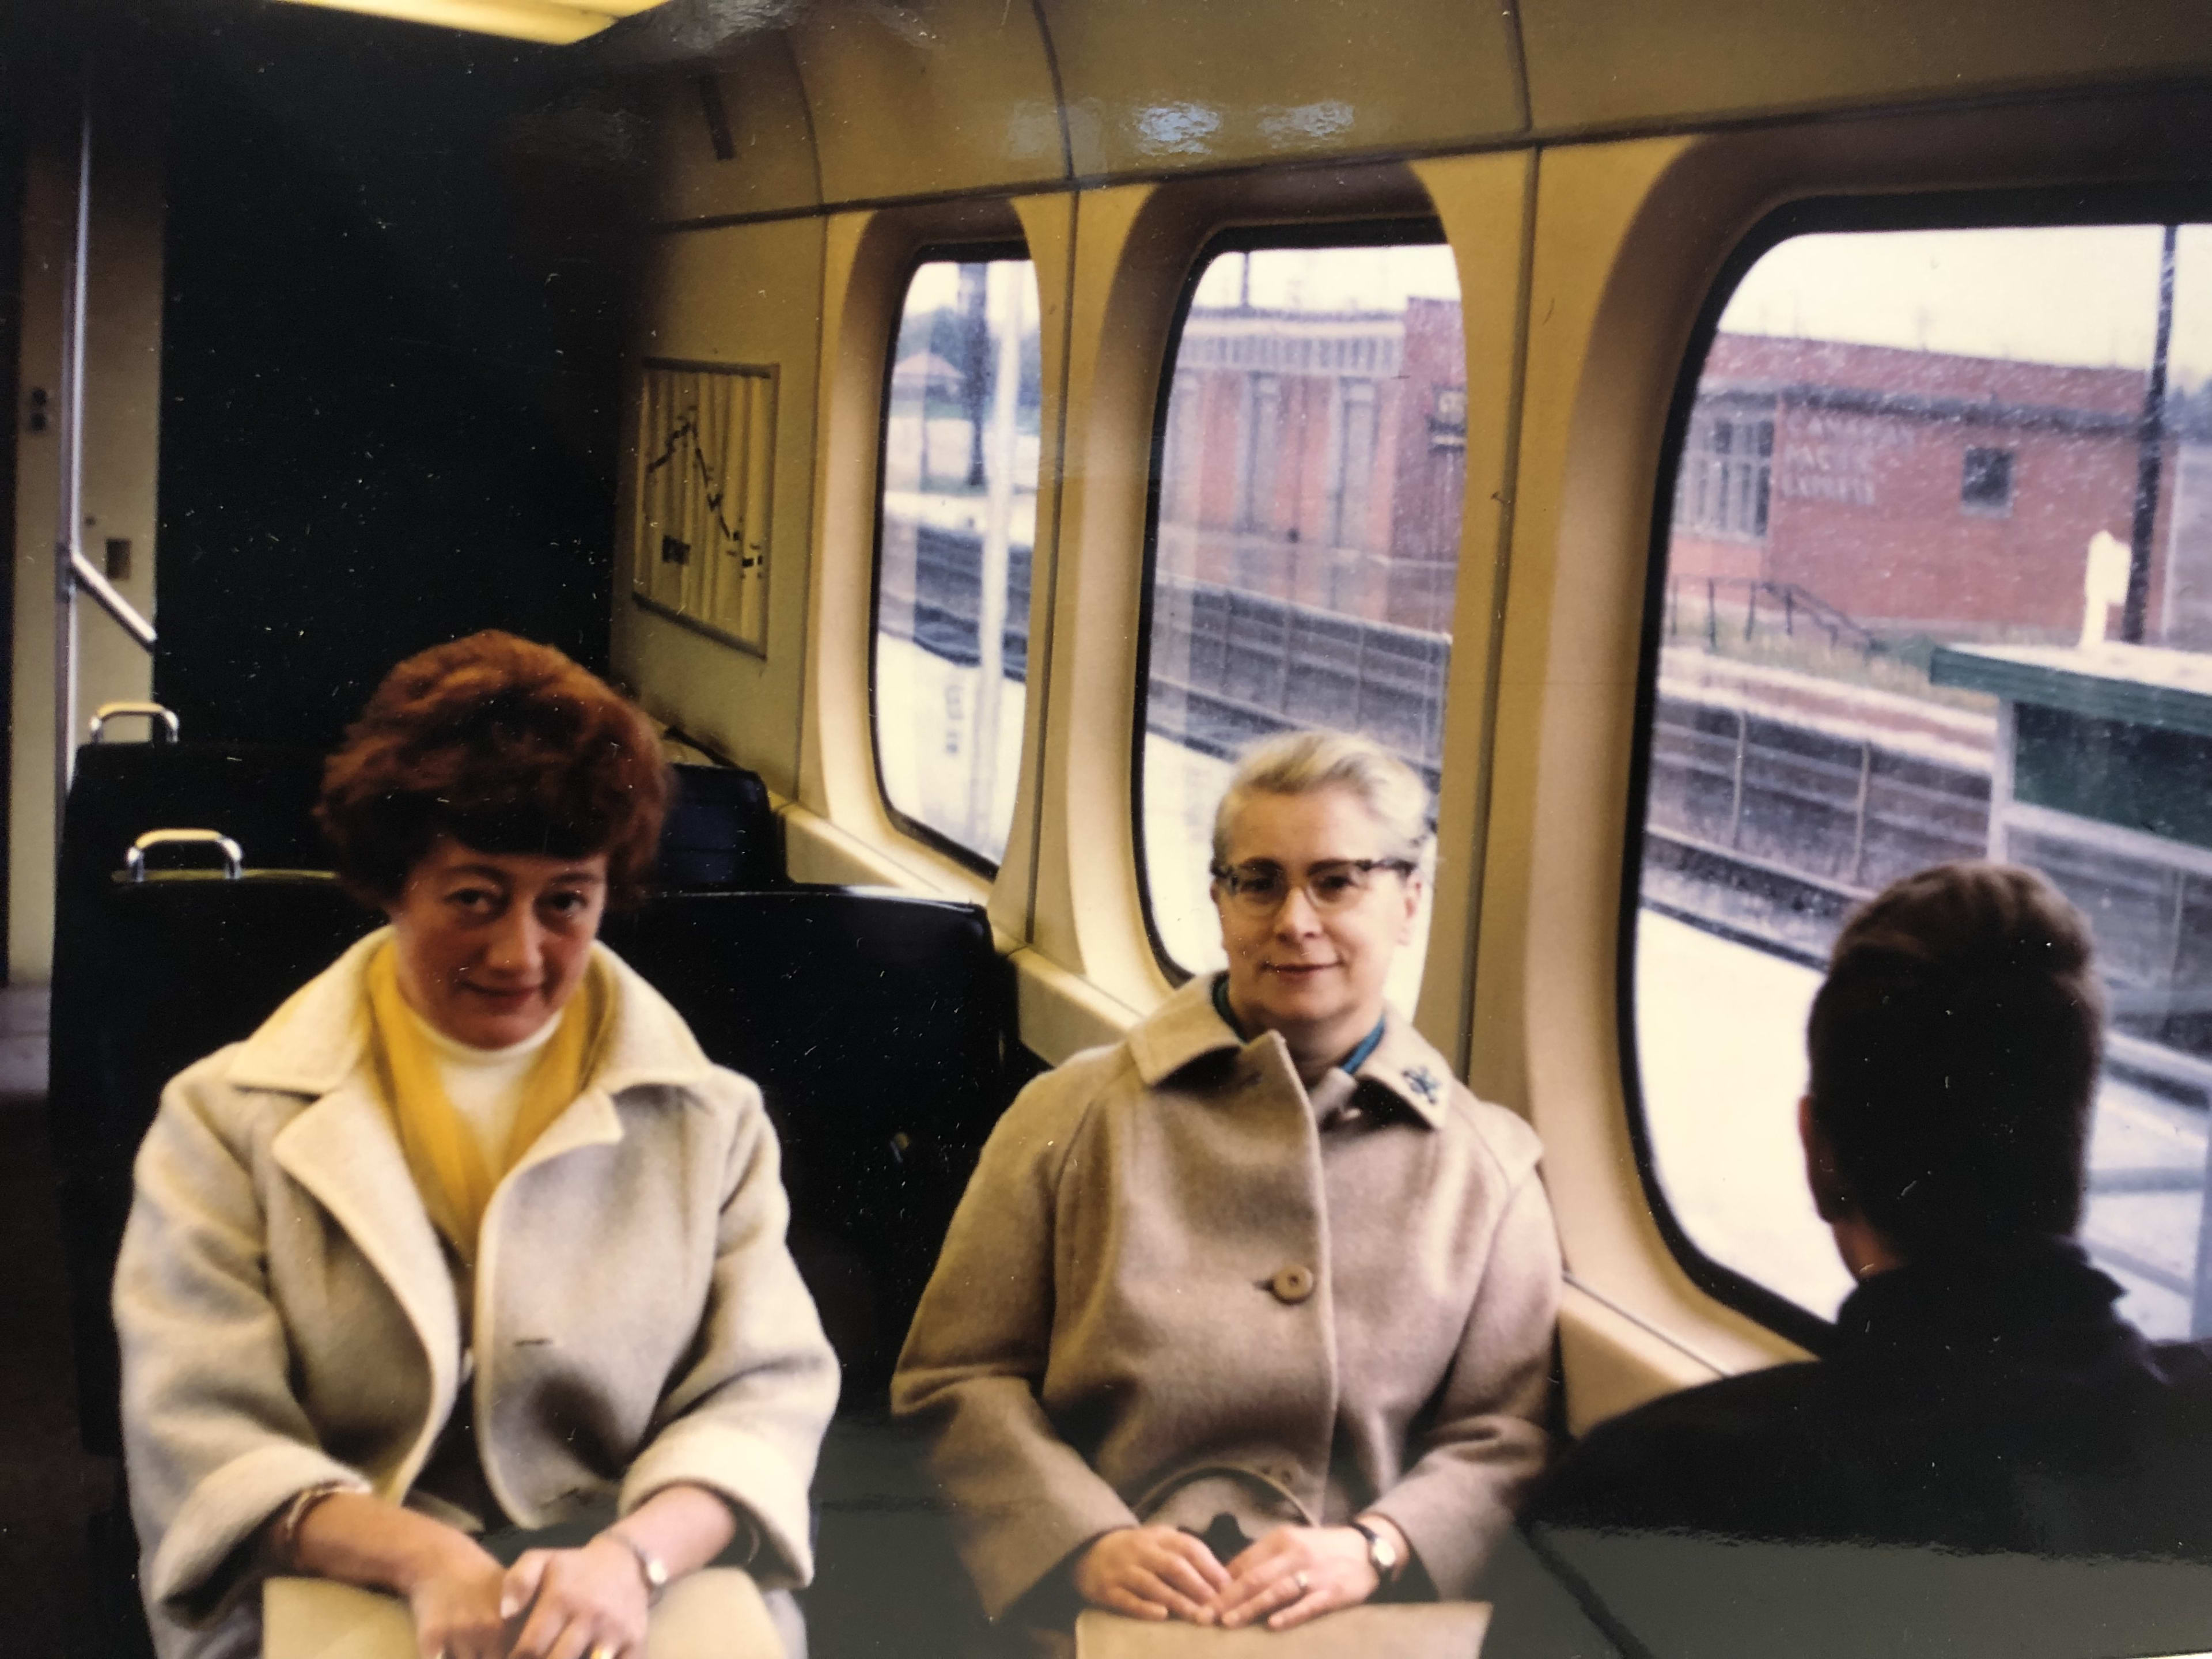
[957,263,988,490]
[2123,224,2179,644]
[966,265,1024,853]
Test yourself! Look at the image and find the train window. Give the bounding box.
[1631,220,2212,1340]
[1138,236,1464,1009]
[872,255,1043,866]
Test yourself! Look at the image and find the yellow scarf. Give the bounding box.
[365,942,609,1265]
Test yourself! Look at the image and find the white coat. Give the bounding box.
[114,929,840,1659]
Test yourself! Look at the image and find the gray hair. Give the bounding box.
[1210,730,1433,870]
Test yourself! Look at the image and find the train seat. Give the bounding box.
[660,762,787,891]
[600,886,1015,1400]
[59,744,785,901]
[49,873,380,1458]
[58,738,332,912]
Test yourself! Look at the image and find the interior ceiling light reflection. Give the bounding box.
[269,0,677,46]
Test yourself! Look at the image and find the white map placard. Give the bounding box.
[632,359,776,654]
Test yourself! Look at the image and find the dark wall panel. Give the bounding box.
[153,10,636,747]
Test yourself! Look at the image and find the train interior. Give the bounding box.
[8,0,2212,1652]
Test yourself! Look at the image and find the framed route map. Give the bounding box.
[632,358,777,655]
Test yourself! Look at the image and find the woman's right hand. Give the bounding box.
[399,1532,512,1659]
[289,1491,513,1659]
[1073,1526,1230,1622]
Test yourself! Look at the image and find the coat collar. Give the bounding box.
[225,925,719,1101]
[1128,973,1448,1128]
[247,926,719,1498]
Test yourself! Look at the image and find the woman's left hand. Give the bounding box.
[500,1537,652,1659]
[1207,1525,1378,1631]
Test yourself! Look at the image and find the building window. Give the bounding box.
[872,253,1041,868]
[1674,404,1775,540]
[1962,445,2016,515]
[1139,234,1463,1014]
[1631,218,2212,1343]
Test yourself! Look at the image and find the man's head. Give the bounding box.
[1803,861,2104,1266]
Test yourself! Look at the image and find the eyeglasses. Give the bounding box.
[1209,857,1416,915]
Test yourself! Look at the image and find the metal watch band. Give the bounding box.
[603,1529,669,1603]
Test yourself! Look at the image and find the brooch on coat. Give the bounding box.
[1404,1065,1440,1104]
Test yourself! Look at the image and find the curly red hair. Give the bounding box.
[317,632,669,907]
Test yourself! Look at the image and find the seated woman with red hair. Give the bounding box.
[115,632,837,1659]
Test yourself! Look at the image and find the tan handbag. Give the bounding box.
[1074,1603,1491,1659]
[262,1569,787,1659]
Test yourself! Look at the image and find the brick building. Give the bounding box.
[1153,297,1467,632]
[1670,334,2190,640]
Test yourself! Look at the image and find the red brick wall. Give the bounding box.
[1676,335,2176,636]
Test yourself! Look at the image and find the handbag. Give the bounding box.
[262,1569,787,1659]
[1074,1603,1491,1659]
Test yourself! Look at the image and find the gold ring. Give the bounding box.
[590,1645,615,1659]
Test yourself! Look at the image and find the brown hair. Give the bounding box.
[317,632,669,907]
[1806,861,2104,1259]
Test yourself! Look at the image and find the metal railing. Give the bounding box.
[1666,575,1886,661]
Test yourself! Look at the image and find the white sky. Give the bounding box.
[1190,244,1461,313]
[902,229,2212,384]
[901,259,1041,330]
[1720,225,2212,387]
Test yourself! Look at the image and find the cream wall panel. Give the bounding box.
[1011,946,1142,1068]
[1477,134,1795,1384]
[787,0,1065,208]
[12,124,164,983]
[994,193,1076,944]
[782,801,963,893]
[615,214,824,794]
[1559,1285,1728,1435]
[1520,0,2212,135]
[646,35,820,225]
[1406,151,1533,1078]
[1028,182,1172,1006]
[1038,0,1525,179]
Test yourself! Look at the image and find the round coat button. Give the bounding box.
[1270,1264,1317,1304]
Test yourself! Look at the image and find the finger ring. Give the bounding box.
[1293,1571,1310,1593]
[590,1646,615,1659]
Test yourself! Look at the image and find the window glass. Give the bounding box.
[1634,222,2212,1336]
[1141,240,1465,1014]
[873,257,1043,865]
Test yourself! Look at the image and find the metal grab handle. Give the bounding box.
[124,829,243,883]
[89,702,179,744]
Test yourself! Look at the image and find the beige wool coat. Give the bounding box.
[114,929,840,1659]
[891,976,1561,1623]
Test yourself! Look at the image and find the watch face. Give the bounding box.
[1358,1521,1398,1575]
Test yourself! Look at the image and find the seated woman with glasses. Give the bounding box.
[893,730,1561,1650]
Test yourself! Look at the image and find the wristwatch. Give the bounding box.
[1349,1516,1401,1584]
[603,1529,669,1604]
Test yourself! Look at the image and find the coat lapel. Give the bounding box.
[237,931,715,1507]
[270,1079,461,1493]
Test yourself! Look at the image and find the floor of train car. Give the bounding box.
[0,987,113,1659]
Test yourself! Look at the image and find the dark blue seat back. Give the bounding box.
[604,888,1013,1402]
[660,763,785,890]
[48,875,378,1456]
